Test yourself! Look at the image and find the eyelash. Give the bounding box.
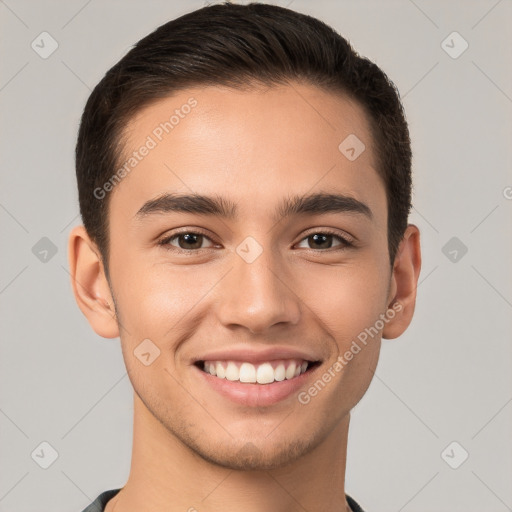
[157,228,355,253]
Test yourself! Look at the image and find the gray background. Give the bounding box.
[1,0,511,511]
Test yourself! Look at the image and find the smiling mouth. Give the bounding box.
[194,359,321,385]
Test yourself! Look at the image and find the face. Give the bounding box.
[96,82,396,469]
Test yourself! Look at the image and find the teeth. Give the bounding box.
[256,363,274,384]
[225,361,239,381]
[239,362,256,383]
[216,362,226,379]
[285,362,296,380]
[202,359,311,384]
[274,363,286,381]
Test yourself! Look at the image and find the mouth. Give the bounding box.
[194,358,322,385]
[191,348,324,407]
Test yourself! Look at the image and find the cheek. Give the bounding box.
[317,261,387,396]
[112,258,217,343]
[303,258,389,340]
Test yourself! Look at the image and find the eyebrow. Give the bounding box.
[134,191,373,224]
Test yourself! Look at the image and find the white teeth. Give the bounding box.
[274,363,286,381]
[202,359,312,384]
[225,361,239,381]
[256,363,274,384]
[216,362,226,379]
[285,362,296,380]
[239,362,256,383]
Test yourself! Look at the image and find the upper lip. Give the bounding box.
[192,346,322,365]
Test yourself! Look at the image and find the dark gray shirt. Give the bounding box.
[81,488,366,512]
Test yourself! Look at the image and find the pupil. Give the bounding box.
[180,233,201,249]
[311,233,331,249]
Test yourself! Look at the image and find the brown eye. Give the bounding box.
[296,231,353,250]
[159,231,215,251]
[176,233,203,249]
[308,233,334,249]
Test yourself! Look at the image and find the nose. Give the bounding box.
[215,247,301,335]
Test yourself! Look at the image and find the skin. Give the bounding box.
[68,82,421,512]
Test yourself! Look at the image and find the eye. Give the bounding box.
[295,230,354,250]
[158,231,216,251]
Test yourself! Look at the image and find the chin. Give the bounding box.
[188,434,319,471]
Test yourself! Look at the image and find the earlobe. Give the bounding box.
[67,225,120,339]
[382,224,422,340]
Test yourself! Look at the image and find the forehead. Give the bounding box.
[111,82,385,227]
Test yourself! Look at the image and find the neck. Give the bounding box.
[106,393,353,512]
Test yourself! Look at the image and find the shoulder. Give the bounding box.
[80,488,122,512]
[346,493,367,512]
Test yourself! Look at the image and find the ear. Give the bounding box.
[382,224,422,340]
[67,225,119,339]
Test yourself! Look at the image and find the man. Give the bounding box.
[68,2,421,511]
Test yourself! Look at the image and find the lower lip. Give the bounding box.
[194,363,321,407]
